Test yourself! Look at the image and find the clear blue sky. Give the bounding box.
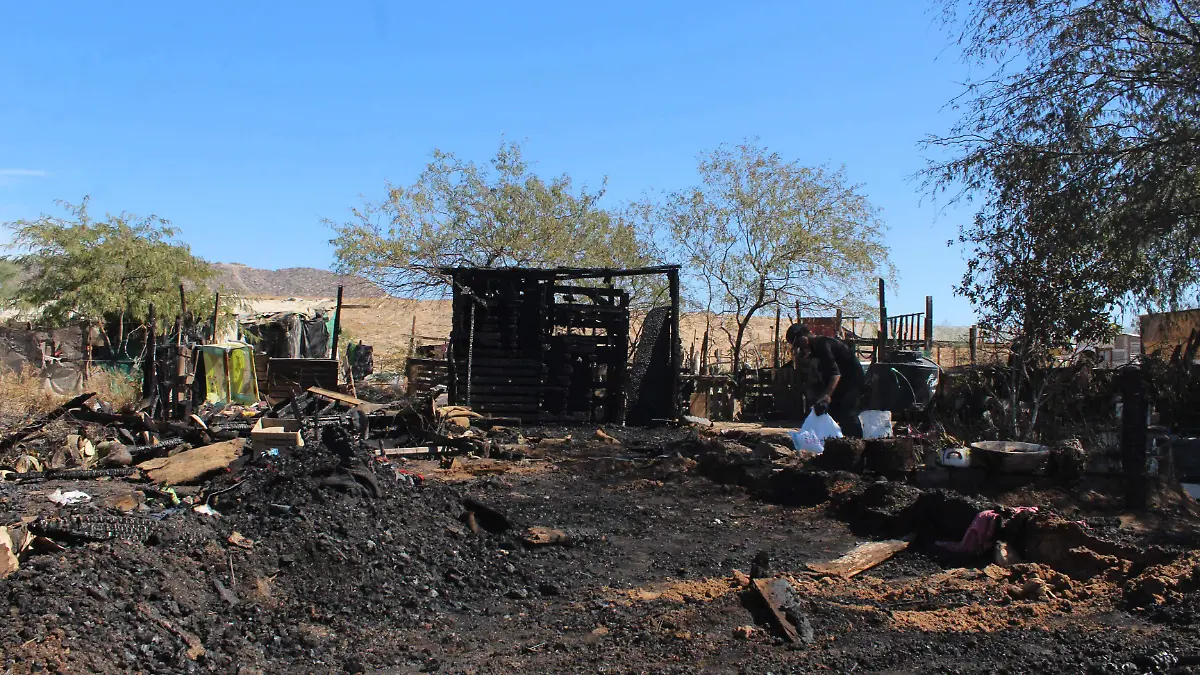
[0,1,979,324]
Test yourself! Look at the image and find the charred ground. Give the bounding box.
[2,421,1198,674]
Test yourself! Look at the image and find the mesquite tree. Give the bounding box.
[658,142,891,376]
[4,197,224,357]
[928,0,1200,312]
[926,0,1200,437]
[327,141,661,306]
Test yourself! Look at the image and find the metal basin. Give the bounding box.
[970,441,1050,474]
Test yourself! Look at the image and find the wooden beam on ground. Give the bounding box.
[806,537,912,579]
[381,446,445,457]
[752,577,802,643]
[138,438,244,485]
[307,386,363,407]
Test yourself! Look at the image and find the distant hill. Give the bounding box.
[210,263,386,298]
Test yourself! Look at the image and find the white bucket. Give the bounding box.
[858,410,893,439]
[940,448,971,468]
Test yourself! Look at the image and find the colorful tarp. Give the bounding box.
[198,342,259,404]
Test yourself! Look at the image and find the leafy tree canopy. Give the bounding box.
[4,197,221,352]
[328,141,660,302]
[928,0,1200,317]
[0,259,20,305]
[656,141,892,373]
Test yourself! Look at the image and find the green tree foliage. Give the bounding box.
[657,142,891,375]
[0,259,20,304]
[328,141,660,302]
[4,198,220,356]
[926,0,1200,438]
[928,0,1200,316]
[959,209,1117,437]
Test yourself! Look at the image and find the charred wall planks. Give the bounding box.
[444,267,677,424]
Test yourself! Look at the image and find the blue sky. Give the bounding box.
[0,1,980,324]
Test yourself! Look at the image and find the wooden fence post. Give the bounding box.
[1120,366,1149,510]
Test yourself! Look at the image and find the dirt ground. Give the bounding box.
[2,422,1199,674]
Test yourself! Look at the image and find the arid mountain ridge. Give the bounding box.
[211,262,386,298]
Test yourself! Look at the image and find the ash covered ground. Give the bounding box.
[2,424,1199,674]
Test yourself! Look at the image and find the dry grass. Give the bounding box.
[85,367,143,409]
[0,365,141,426]
[0,366,63,421]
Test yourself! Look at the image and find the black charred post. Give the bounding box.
[330,284,344,361]
[209,292,220,344]
[144,303,159,418]
[773,305,781,368]
[1120,365,1149,511]
[924,295,934,352]
[668,267,681,419]
[877,278,887,362]
[178,284,187,339]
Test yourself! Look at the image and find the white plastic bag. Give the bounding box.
[790,412,842,453]
[48,489,91,506]
[800,411,842,440]
[800,410,843,440]
[858,410,893,440]
[788,430,826,453]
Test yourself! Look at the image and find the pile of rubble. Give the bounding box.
[0,385,572,672]
[1,388,1199,673]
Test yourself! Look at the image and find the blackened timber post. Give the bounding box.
[1120,365,1149,510]
[773,305,781,369]
[209,292,220,344]
[178,284,187,341]
[144,303,158,418]
[925,296,934,352]
[330,285,344,362]
[466,301,476,407]
[877,278,887,362]
[668,267,681,419]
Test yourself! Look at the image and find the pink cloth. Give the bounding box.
[936,507,1038,555]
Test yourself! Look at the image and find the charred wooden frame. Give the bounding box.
[442,266,681,425]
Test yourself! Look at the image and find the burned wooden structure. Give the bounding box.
[443,266,681,424]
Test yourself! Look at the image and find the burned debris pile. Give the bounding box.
[0,382,586,673]
[1,274,1199,673]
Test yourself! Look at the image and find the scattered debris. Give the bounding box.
[137,602,206,660]
[96,440,133,467]
[752,576,814,644]
[732,569,751,588]
[213,578,239,606]
[139,438,245,485]
[100,491,145,512]
[47,489,92,505]
[806,536,913,579]
[227,531,254,549]
[13,454,42,473]
[0,311,1197,673]
[249,418,305,448]
[521,526,572,547]
[462,497,512,533]
[0,527,18,578]
[595,428,620,444]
